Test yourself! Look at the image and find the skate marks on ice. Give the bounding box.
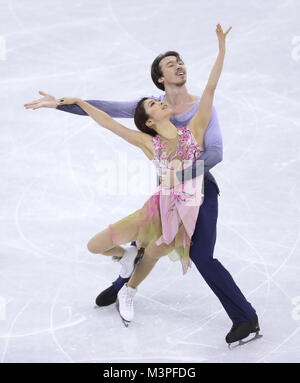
[0,294,87,363]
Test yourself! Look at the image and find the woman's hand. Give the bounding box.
[216,24,232,51]
[58,97,80,105]
[24,90,59,109]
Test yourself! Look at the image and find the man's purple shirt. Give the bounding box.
[56,96,222,192]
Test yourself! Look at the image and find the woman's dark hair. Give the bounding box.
[134,97,157,137]
[151,51,183,91]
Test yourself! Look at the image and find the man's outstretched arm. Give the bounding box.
[24,90,141,118]
[56,99,140,118]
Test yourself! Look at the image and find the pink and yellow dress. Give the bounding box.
[109,125,204,275]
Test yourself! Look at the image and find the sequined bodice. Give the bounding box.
[152,126,204,172]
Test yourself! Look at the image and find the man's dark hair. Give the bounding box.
[134,97,157,137]
[151,51,183,91]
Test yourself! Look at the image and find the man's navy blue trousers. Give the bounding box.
[112,178,256,324]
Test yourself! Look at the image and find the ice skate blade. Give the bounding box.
[228,332,263,350]
[115,302,130,328]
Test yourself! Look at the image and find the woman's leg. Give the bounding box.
[116,234,174,322]
[87,211,141,258]
[127,239,174,289]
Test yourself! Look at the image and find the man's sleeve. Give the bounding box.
[176,106,223,182]
[56,99,140,118]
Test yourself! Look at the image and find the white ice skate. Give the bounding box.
[116,283,137,326]
[119,246,139,278]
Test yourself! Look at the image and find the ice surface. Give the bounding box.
[0,0,300,363]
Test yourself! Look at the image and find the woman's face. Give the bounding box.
[144,98,172,127]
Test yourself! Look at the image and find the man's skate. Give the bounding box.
[226,314,263,349]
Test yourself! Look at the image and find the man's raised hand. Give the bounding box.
[24,91,59,110]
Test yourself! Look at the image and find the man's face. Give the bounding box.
[158,56,187,88]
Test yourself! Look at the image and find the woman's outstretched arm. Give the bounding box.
[188,24,231,140]
[58,97,153,157]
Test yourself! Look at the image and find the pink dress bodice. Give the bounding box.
[152,125,204,173]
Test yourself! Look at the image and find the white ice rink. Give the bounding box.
[1,0,300,363]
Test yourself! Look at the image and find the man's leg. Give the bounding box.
[189,179,256,323]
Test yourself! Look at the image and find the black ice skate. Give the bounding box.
[95,284,118,307]
[226,314,263,349]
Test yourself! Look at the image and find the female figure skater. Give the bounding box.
[56,24,231,324]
